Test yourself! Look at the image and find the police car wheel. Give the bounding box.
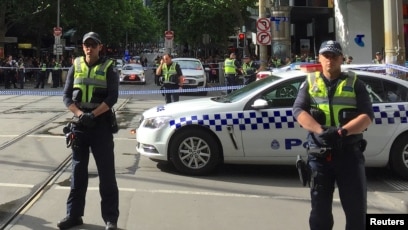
[169,129,220,175]
[389,133,408,180]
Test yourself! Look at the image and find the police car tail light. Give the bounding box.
[300,64,322,73]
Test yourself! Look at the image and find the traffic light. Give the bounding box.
[237,33,245,48]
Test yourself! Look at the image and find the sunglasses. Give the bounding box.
[83,43,99,48]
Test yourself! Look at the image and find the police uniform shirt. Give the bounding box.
[63,57,119,109]
[293,72,374,132]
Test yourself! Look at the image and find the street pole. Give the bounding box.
[56,0,60,63]
[259,0,268,71]
[384,0,406,79]
[242,26,246,57]
[167,0,172,54]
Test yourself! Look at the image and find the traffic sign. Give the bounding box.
[54,27,62,37]
[256,32,272,45]
[165,31,174,40]
[270,16,289,22]
[53,44,63,55]
[257,18,271,31]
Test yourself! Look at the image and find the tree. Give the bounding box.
[0,0,52,48]
[150,0,256,56]
[0,0,161,56]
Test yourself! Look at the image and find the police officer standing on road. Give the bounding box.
[156,53,183,103]
[293,40,374,230]
[223,53,241,94]
[35,59,47,89]
[59,32,119,230]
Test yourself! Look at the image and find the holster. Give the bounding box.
[296,155,310,187]
[359,139,367,152]
[110,109,118,133]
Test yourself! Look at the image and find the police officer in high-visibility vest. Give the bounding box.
[156,53,183,103]
[52,58,62,88]
[60,32,119,230]
[242,55,259,85]
[293,40,374,230]
[35,60,47,88]
[223,53,240,94]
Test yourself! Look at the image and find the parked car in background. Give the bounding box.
[119,63,146,84]
[173,58,209,94]
[115,59,124,73]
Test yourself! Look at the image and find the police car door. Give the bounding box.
[241,77,306,158]
[358,75,404,157]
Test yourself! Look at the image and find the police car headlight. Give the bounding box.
[143,116,172,129]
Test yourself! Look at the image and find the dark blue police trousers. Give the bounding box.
[307,143,366,230]
[65,121,119,223]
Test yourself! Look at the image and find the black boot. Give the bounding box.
[57,216,83,230]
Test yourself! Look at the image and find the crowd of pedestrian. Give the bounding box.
[0,54,73,89]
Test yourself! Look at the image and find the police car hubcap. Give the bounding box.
[179,137,210,169]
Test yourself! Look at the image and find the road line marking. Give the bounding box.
[54,185,312,200]
[0,183,34,188]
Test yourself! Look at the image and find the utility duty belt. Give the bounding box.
[307,143,332,158]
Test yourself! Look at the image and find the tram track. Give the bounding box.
[0,96,53,114]
[0,96,133,230]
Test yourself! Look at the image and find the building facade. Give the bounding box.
[251,0,407,64]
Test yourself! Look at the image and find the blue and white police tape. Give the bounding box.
[385,64,408,73]
[0,85,245,96]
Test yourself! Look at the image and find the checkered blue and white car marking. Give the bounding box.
[169,109,296,131]
[168,103,408,133]
[372,104,408,125]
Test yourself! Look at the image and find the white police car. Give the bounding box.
[136,66,408,178]
[256,63,387,81]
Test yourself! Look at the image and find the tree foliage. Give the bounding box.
[150,0,256,49]
[1,0,257,55]
[0,0,160,50]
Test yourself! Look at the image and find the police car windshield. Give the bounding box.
[218,76,281,102]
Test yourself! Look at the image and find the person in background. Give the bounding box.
[35,58,48,89]
[17,58,25,89]
[155,53,183,103]
[372,51,384,64]
[241,55,259,85]
[223,53,240,94]
[51,58,62,88]
[4,55,18,89]
[345,56,353,64]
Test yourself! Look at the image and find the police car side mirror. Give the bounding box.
[251,99,268,109]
